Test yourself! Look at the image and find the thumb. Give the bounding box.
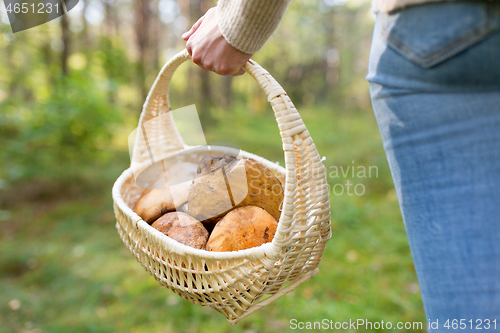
[182,14,206,40]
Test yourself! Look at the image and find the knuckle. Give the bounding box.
[192,54,202,65]
[205,63,214,72]
[216,65,233,76]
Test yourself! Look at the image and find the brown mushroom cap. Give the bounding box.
[151,212,209,250]
[188,158,284,229]
[206,206,278,252]
[134,188,175,224]
[134,180,191,224]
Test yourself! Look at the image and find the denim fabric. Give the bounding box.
[367,2,500,331]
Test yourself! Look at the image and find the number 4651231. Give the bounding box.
[444,319,497,330]
[5,2,60,14]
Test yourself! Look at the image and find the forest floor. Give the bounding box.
[0,103,425,333]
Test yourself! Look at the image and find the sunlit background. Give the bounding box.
[0,0,426,332]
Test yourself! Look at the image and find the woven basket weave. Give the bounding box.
[112,49,331,324]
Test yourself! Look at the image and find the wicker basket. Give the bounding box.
[112,49,331,324]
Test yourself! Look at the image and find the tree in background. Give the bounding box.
[0,0,373,184]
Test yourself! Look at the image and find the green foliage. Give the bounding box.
[97,37,133,84]
[0,72,122,182]
[0,104,425,333]
[0,1,425,331]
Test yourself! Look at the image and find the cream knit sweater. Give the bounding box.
[216,0,456,54]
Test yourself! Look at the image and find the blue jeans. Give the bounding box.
[367,2,500,331]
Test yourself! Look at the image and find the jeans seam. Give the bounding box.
[381,4,500,67]
[382,24,489,61]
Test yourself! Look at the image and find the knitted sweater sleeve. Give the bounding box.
[216,0,292,54]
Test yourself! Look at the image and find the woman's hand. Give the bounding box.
[182,7,252,76]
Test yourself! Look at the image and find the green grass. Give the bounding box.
[0,103,425,332]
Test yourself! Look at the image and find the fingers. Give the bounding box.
[190,54,247,75]
[214,65,245,76]
[191,57,244,75]
[231,68,246,76]
[191,51,212,72]
[182,6,250,76]
[182,14,206,41]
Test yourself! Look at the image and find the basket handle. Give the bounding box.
[132,49,328,266]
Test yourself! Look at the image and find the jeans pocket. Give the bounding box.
[381,2,500,68]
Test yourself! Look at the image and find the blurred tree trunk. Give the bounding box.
[135,0,150,100]
[6,42,17,96]
[61,13,70,75]
[150,0,161,72]
[199,71,212,109]
[222,76,232,107]
[178,0,194,106]
[324,9,337,88]
[41,39,54,88]
[190,0,215,126]
[104,1,115,36]
[81,0,91,49]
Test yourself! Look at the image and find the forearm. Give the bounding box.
[216,0,291,54]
